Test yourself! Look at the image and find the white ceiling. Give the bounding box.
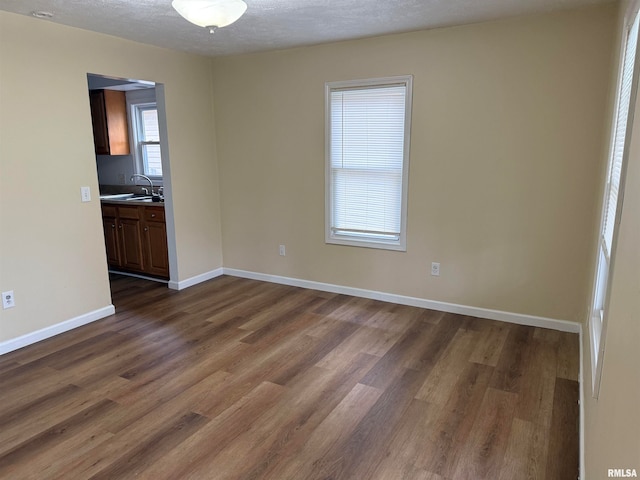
[0,0,613,57]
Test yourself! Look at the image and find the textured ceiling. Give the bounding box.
[0,0,614,57]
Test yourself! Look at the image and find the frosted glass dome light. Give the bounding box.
[172,0,247,33]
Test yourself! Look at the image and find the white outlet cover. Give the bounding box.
[2,290,15,309]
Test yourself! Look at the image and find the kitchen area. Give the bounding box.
[88,74,170,281]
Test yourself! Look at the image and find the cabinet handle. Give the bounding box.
[118,225,122,229]
[144,227,148,232]
[111,224,115,228]
[151,214,156,218]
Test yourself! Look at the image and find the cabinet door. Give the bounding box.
[90,90,109,155]
[103,90,130,155]
[89,90,130,155]
[102,216,120,267]
[143,221,169,278]
[118,218,145,271]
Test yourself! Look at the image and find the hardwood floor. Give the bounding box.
[0,274,579,479]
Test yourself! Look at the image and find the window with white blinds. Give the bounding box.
[590,7,640,397]
[325,76,412,251]
[603,12,639,256]
[134,105,163,178]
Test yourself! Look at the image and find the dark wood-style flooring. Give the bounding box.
[0,274,579,479]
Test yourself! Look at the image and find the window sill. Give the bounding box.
[326,235,406,252]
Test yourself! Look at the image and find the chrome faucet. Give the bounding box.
[130,174,153,195]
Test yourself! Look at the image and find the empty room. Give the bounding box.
[0,0,638,478]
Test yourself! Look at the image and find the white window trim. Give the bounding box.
[325,75,413,252]
[126,89,163,186]
[132,103,162,183]
[589,2,640,398]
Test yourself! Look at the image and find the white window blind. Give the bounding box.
[326,77,412,250]
[590,7,640,397]
[603,12,639,256]
[135,105,162,177]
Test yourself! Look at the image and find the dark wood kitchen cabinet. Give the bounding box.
[142,206,169,278]
[101,203,168,279]
[101,205,120,266]
[89,89,130,155]
[117,206,145,271]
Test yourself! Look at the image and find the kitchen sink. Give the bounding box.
[99,193,134,200]
[125,196,153,201]
[100,193,163,203]
[126,196,164,203]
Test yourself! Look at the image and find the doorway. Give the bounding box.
[87,73,177,291]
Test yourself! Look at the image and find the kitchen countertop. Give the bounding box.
[100,194,165,207]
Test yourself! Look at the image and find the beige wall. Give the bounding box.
[582,1,640,475]
[0,12,223,342]
[1,3,636,474]
[212,5,616,323]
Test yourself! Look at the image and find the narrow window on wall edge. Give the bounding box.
[325,75,413,251]
[589,6,640,398]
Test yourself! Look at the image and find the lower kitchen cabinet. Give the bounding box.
[101,203,169,279]
[101,207,120,266]
[142,207,169,278]
[118,206,145,271]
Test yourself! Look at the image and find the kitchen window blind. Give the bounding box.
[135,105,162,177]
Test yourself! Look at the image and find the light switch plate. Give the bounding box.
[81,186,91,202]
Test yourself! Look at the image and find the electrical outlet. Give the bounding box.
[80,186,91,202]
[2,290,15,309]
[279,245,286,256]
[431,262,440,277]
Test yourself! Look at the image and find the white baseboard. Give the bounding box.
[0,267,580,356]
[223,268,581,333]
[108,270,168,284]
[579,325,586,479]
[0,305,115,356]
[168,268,224,291]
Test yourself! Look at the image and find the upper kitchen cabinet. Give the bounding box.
[89,89,130,155]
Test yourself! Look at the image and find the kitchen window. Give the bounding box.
[325,76,413,251]
[132,103,162,179]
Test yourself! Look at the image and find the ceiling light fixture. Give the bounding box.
[171,0,247,34]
